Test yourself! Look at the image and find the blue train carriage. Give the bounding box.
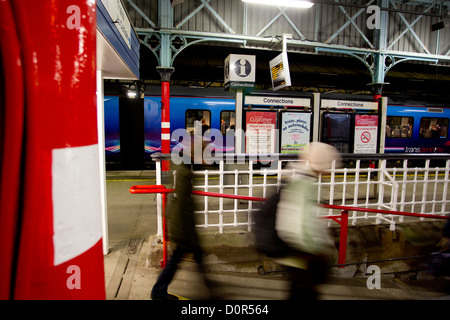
[145,95,236,156]
[385,105,450,153]
[103,95,237,164]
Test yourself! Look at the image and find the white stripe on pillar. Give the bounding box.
[52,144,103,266]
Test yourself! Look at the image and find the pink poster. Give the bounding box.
[245,112,277,153]
[354,115,378,154]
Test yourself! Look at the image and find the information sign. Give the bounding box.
[354,115,378,153]
[245,112,277,154]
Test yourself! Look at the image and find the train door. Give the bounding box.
[220,110,236,153]
[119,96,145,169]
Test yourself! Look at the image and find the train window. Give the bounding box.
[419,117,448,139]
[386,116,413,138]
[185,109,211,135]
[220,111,236,135]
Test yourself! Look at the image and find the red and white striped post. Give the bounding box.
[4,0,105,299]
[157,67,174,173]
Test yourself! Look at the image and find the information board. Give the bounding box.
[354,115,378,154]
[269,52,291,91]
[245,112,277,154]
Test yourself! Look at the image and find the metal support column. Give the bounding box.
[370,0,389,99]
[157,1,175,175]
[235,90,244,154]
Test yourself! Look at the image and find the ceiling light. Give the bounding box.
[242,0,314,9]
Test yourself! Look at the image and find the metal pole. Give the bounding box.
[160,78,172,172]
[162,192,168,268]
[96,69,109,256]
[235,89,244,154]
[338,210,349,267]
[156,160,163,236]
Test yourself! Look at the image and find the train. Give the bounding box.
[104,94,450,167]
[384,105,450,153]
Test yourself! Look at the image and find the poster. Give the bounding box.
[354,115,378,154]
[281,112,311,154]
[245,112,277,154]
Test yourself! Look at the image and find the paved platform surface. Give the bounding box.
[103,170,450,301]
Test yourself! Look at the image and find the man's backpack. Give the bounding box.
[253,189,290,258]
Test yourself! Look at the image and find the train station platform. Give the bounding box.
[103,170,450,301]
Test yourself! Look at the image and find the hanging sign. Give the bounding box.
[281,112,311,154]
[354,115,378,153]
[245,112,277,154]
[100,0,132,49]
[269,52,291,91]
[224,54,256,91]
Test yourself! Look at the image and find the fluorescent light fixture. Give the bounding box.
[242,0,314,8]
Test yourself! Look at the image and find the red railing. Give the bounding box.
[129,185,266,268]
[130,185,449,269]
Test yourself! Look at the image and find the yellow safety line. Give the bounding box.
[168,293,190,300]
[106,172,447,182]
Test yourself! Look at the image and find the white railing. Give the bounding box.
[152,153,450,234]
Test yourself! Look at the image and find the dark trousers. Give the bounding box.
[151,245,211,298]
[286,253,327,300]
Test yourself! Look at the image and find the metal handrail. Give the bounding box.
[151,152,450,162]
[130,185,449,268]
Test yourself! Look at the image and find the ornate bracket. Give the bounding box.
[140,31,245,68]
[316,47,438,94]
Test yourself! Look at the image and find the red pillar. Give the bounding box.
[7,0,105,299]
[0,0,25,299]
[161,81,171,172]
[157,67,174,173]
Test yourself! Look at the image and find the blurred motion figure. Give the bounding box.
[275,142,340,300]
[151,141,214,300]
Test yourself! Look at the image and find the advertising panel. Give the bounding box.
[281,112,311,154]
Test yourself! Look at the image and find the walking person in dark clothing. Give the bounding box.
[151,142,214,300]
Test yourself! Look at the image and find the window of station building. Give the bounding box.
[185,109,211,135]
[419,117,449,139]
[220,111,236,135]
[386,116,413,138]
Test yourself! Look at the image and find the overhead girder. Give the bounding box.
[127,0,450,95]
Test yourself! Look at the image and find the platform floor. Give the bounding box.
[103,170,450,301]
